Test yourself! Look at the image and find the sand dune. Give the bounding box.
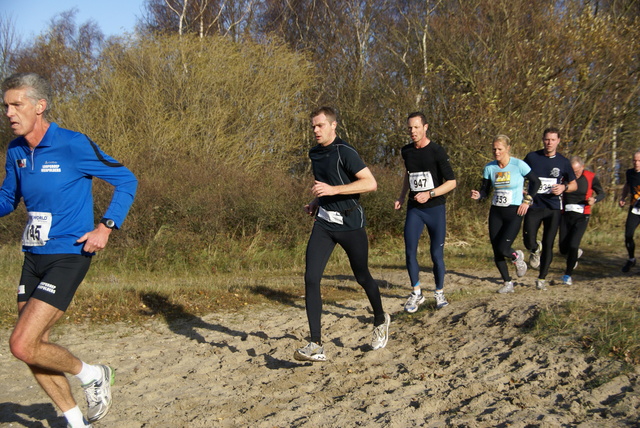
[1,268,638,427]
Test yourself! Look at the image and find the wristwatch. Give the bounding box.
[429,190,436,198]
[100,218,116,229]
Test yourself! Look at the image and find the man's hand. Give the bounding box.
[304,199,319,216]
[76,224,112,253]
[551,183,566,195]
[414,192,431,204]
[311,180,337,197]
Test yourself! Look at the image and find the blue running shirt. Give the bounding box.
[0,123,138,254]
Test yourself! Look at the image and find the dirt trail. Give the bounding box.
[1,268,638,427]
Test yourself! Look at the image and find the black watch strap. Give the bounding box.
[100,218,116,229]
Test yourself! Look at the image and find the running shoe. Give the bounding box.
[434,290,449,308]
[83,365,114,423]
[535,278,547,290]
[622,258,636,273]
[371,313,391,350]
[513,250,527,277]
[294,342,327,362]
[497,281,514,294]
[529,240,542,269]
[561,275,572,285]
[404,291,426,313]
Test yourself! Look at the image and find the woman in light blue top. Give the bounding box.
[471,135,540,293]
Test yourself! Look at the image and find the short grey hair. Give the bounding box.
[2,72,52,117]
[570,156,584,166]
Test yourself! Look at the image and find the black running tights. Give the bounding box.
[488,205,523,282]
[523,207,561,279]
[304,224,385,344]
[625,210,640,259]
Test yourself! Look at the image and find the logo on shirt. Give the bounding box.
[17,159,26,168]
[495,171,511,186]
[550,167,560,178]
[18,285,25,295]
[37,282,57,294]
[41,161,61,173]
[633,186,640,205]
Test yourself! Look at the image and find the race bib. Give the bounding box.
[409,171,434,192]
[632,207,640,215]
[537,177,556,194]
[317,206,344,225]
[565,204,585,214]
[491,189,512,207]
[22,211,52,246]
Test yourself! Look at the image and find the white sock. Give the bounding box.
[64,406,86,428]
[411,282,421,295]
[76,361,101,385]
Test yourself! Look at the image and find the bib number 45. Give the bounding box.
[22,211,52,247]
[27,224,42,241]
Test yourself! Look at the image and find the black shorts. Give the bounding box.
[18,253,92,311]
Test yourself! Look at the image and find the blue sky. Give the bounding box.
[1,0,146,40]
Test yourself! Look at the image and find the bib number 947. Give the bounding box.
[408,171,434,192]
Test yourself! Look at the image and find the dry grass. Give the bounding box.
[0,227,637,365]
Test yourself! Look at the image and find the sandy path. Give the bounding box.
[0,269,638,427]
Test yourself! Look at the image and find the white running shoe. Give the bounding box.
[434,290,449,308]
[535,279,547,290]
[294,342,327,362]
[371,313,391,350]
[513,250,527,277]
[83,365,114,423]
[497,281,514,294]
[529,240,542,269]
[404,291,426,313]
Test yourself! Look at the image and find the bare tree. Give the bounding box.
[142,0,259,39]
[369,0,640,191]
[0,13,22,146]
[9,9,104,104]
[0,13,20,78]
[164,0,189,35]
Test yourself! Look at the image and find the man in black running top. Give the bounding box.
[293,107,390,363]
[394,112,456,312]
[522,127,577,290]
[619,150,640,273]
